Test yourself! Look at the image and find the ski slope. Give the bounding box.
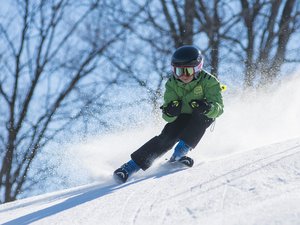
[1,137,300,225]
[1,73,300,225]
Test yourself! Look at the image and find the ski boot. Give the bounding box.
[113,159,140,184]
[177,156,194,167]
[169,140,194,167]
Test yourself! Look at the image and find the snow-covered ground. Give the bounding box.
[1,137,299,225]
[1,73,300,224]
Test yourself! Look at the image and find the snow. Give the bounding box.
[1,73,300,224]
[0,137,300,225]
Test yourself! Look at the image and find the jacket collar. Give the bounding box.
[174,75,201,90]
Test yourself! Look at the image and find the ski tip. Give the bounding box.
[165,156,194,167]
[113,172,128,184]
[179,156,194,167]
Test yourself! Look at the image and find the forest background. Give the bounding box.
[0,0,299,203]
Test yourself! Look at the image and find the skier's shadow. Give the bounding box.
[1,179,148,225]
[148,161,204,180]
[151,165,189,179]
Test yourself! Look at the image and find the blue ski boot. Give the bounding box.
[113,159,140,184]
[169,140,194,167]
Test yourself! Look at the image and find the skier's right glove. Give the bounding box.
[160,100,182,117]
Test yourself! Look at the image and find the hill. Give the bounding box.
[1,137,299,225]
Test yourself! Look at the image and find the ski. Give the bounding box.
[168,156,194,167]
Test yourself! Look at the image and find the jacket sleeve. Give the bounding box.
[203,75,224,119]
[162,78,179,122]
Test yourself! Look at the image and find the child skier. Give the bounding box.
[113,45,224,183]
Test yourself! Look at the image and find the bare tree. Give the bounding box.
[159,0,196,47]
[129,0,237,78]
[130,0,300,90]
[194,0,241,76]
[234,0,300,87]
[0,0,129,203]
[109,0,197,114]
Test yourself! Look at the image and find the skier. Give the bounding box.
[113,45,224,183]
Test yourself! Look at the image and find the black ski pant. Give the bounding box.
[131,112,213,170]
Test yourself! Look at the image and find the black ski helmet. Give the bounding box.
[171,45,203,67]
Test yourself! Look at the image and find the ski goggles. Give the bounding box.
[172,64,202,78]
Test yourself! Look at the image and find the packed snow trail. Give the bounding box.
[1,138,300,225]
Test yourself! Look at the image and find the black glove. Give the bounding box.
[189,100,211,114]
[160,100,182,117]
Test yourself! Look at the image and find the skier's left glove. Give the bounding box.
[189,100,211,114]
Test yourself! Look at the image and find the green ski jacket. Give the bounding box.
[162,70,224,122]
